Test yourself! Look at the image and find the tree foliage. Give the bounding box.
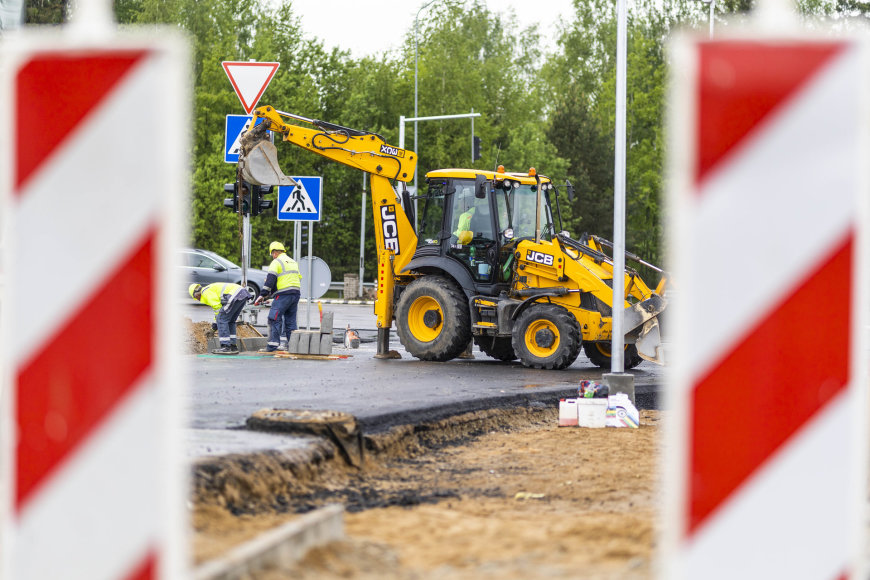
[22,0,864,279]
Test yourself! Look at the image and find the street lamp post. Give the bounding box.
[414,0,436,223]
[701,0,715,38]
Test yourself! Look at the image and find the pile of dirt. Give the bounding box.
[184,318,263,354]
[192,406,661,579]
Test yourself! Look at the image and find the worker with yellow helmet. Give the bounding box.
[254,241,302,352]
[189,282,252,355]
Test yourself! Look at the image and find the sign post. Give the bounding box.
[222,60,279,291]
[664,10,869,579]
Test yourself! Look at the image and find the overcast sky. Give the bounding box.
[288,0,575,58]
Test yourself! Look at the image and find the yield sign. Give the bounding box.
[221,60,279,114]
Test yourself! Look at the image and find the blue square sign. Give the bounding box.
[277,176,322,222]
[224,114,263,163]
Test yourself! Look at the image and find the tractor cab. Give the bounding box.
[414,168,556,297]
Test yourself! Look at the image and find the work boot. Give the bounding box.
[228,344,239,354]
[258,346,278,353]
[278,341,288,352]
[213,345,239,355]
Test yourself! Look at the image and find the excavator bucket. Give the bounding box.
[239,139,297,187]
[238,122,297,187]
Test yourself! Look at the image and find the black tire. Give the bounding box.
[583,341,643,370]
[395,277,471,361]
[244,282,260,303]
[473,335,517,361]
[511,303,581,370]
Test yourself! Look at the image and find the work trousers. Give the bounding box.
[217,289,251,346]
[267,290,300,348]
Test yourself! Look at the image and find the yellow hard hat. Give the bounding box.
[457,230,473,245]
[189,283,202,299]
[269,241,286,254]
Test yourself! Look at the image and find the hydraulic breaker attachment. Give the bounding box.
[239,123,297,187]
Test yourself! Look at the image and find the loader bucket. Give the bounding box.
[240,139,298,187]
[634,317,665,365]
[624,294,667,365]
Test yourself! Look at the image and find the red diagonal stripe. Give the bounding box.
[15,51,146,194]
[687,234,853,534]
[125,551,157,580]
[15,231,155,509]
[696,42,843,188]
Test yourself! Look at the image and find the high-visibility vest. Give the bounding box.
[269,253,301,292]
[453,207,475,236]
[201,282,244,313]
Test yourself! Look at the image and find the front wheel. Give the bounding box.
[583,341,643,370]
[512,303,581,370]
[395,277,471,361]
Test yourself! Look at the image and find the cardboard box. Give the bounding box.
[558,399,579,427]
[577,399,608,428]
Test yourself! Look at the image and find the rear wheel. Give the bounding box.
[512,304,581,370]
[473,335,517,361]
[583,341,643,370]
[396,277,471,361]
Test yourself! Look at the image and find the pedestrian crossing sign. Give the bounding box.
[224,114,263,163]
[277,176,322,221]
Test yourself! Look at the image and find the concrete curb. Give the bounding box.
[192,504,344,580]
[207,336,268,353]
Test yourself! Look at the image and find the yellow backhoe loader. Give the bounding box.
[239,106,666,369]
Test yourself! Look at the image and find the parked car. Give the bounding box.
[180,248,267,300]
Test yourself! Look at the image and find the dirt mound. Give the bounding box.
[184,318,263,354]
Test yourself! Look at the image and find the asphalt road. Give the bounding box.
[183,300,665,458]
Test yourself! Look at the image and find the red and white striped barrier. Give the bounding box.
[665,34,869,579]
[1,29,189,580]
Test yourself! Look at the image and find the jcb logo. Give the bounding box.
[381,205,401,253]
[379,144,405,158]
[526,250,554,266]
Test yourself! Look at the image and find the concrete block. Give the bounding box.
[294,331,311,354]
[320,311,334,335]
[319,333,332,356]
[287,331,301,353]
[239,337,268,352]
[308,331,322,355]
[207,336,220,352]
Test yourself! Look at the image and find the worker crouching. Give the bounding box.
[190,282,252,355]
[254,241,302,352]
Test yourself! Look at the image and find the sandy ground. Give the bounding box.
[191,407,660,579]
[185,318,263,354]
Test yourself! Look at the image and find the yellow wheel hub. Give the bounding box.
[407,295,443,342]
[524,319,560,358]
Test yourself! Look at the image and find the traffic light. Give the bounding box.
[251,185,274,216]
[472,135,482,161]
[223,182,239,213]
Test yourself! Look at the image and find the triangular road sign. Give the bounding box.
[221,61,279,114]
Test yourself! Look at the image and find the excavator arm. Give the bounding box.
[238,106,419,357]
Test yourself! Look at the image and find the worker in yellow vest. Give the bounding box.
[190,282,252,355]
[254,241,302,352]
